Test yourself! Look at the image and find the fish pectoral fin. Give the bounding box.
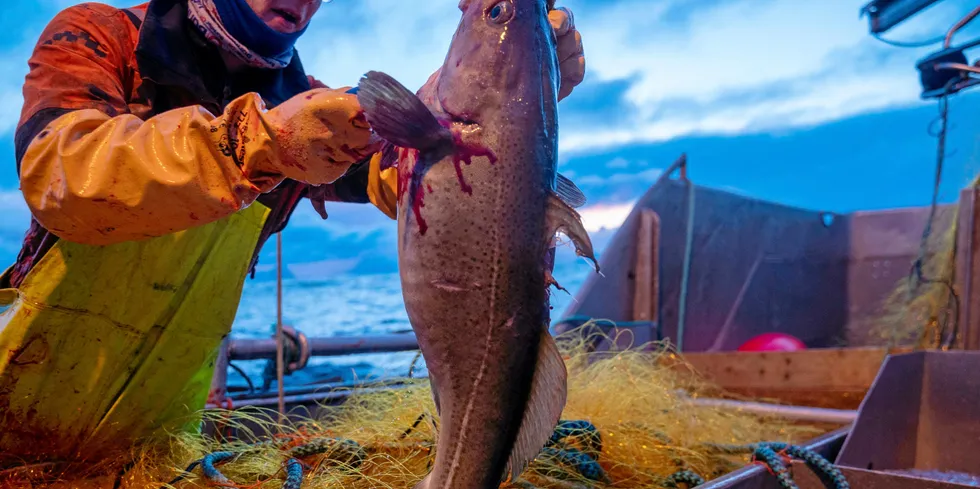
[556,173,587,208]
[356,71,454,153]
[503,332,568,483]
[379,141,399,171]
[546,193,600,273]
[544,269,568,294]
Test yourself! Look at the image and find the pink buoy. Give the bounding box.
[737,333,807,352]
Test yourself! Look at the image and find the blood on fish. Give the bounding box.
[451,131,498,195]
[392,123,495,235]
[395,147,429,234]
[396,148,419,198]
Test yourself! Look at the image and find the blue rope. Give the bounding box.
[664,470,705,488]
[160,437,367,488]
[289,437,365,469]
[701,442,849,489]
[538,419,609,483]
[752,445,797,489]
[161,450,244,487]
[163,460,202,487]
[539,447,610,483]
[201,451,237,484]
[159,428,846,489]
[544,420,602,457]
[281,458,303,489]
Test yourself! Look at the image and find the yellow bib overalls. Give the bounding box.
[0,202,269,464]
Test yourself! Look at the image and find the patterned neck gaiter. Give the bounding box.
[186,0,308,70]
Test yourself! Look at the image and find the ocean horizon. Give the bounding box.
[226,235,610,392]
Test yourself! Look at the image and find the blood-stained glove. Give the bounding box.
[301,74,398,221]
[19,89,380,246]
[549,6,585,101]
[263,87,381,183]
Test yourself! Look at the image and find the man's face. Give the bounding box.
[245,0,323,33]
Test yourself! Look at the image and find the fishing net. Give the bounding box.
[867,172,980,350]
[864,86,980,351]
[869,217,959,349]
[50,327,828,489]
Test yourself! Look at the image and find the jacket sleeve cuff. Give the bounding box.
[18,94,285,246]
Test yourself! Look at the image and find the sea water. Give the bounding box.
[229,245,599,391]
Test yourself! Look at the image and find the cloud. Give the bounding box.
[2,0,978,257]
[578,201,636,233]
[295,1,460,91]
[576,168,662,187]
[556,0,980,154]
[294,0,980,158]
[605,157,630,169]
[4,0,976,160]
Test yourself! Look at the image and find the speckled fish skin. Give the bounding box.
[356,0,598,487]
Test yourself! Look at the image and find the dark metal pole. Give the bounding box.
[690,398,857,425]
[211,383,417,409]
[227,333,420,360]
[861,0,944,34]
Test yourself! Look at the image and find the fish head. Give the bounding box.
[435,0,560,126]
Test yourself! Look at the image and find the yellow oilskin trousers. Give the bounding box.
[0,83,399,466]
[0,202,269,465]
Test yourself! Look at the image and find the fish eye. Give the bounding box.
[487,1,514,24]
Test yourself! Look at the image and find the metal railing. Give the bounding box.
[228,333,420,361]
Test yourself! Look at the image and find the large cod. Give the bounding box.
[355,0,599,487]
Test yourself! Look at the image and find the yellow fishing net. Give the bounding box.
[871,219,958,349]
[40,329,827,489]
[869,172,980,350]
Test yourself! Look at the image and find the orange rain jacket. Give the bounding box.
[7,0,381,288]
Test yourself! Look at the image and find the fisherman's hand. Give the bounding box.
[265,88,382,185]
[550,6,585,101]
[308,75,328,89]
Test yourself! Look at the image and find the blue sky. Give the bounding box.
[3,0,980,278]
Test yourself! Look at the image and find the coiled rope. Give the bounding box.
[164,420,848,489]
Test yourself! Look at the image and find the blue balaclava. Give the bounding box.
[212,0,310,60]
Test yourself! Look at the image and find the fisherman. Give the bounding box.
[0,0,586,466]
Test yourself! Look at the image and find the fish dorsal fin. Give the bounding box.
[356,71,453,152]
[503,331,568,482]
[556,173,586,208]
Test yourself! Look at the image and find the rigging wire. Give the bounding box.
[907,77,961,349]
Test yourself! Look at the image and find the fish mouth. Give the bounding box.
[436,90,480,128]
[443,109,479,128]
